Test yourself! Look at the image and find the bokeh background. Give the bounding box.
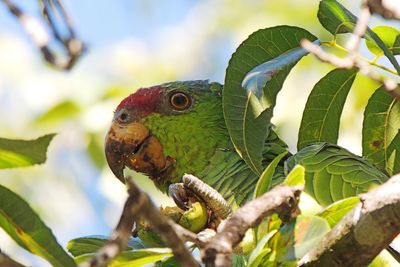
[0,0,398,265]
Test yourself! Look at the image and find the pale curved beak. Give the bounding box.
[104,122,150,183]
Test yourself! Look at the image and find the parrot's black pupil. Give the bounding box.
[120,112,127,121]
[170,92,190,110]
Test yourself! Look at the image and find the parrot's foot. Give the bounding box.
[168,174,232,232]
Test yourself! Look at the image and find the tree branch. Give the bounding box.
[201,184,303,267]
[0,251,26,267]
[367,0,400,20]
[80,176,198,267]
[298,174,400,266]
[1,0,85,70]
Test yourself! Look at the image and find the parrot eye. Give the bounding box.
[115,109,130,123]
[169,92,191,111]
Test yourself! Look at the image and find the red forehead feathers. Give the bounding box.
[116,85,164,115]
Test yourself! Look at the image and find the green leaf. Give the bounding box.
[247,230,277,267]
[67,236,145,257]
[297,68,357,150]
[317,197,360,227]
[318,0,400,74]
[75,248,172,266]
[224,25,317,175]
[277,215,330,262]
[362,87,400,175]
[253,151,288,199]
[366,26,400,56]
[34,100,80,126]
[284,165,305,186]
[0,134,56,169]
[0,185,76,267]
[287,143,388,206]
[87,133,107,169]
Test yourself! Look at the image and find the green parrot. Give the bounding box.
[104,80,388,209]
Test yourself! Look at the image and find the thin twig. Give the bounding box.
[0,251,26,267]
[1,0,85,70]
[301,40,400,100]
[201,184,303,267]
[346,0,371,54]
[298,174,400,266]
[367,0,400,20]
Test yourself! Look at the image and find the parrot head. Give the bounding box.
[105,80,228,192]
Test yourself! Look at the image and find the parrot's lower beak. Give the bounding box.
[105,122,175,183]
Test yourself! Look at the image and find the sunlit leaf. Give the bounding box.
[247,230,277,267]
[74,248,172,266]
[0,134,56,169]
[277,215,330,261]
[369,249,400,267]
[318,0,400,74]
[317,197,360,227]
[0,185,76,267]
[87,133,106,169]
[34,100,80,126]
[366,26,400,56]
[224,25,317,175]
[297,68,357,150]
[101,86,130,101]
[67,235,145,257]
[362,87,400,175]
[253,151,288,199]
[284,165,305,186]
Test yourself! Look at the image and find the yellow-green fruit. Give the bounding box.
[178,202,208,233]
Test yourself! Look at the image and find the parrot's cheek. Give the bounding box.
[126,135,175,177]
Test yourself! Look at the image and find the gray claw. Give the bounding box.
[169,183,189,210]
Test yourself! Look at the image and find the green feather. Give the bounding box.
[142,80,287,206]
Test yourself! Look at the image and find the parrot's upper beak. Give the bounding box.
[105,121,175,183]
[105,122,150,183]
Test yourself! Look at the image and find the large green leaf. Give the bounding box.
[283,165,305,187]
[223,25,317,175]
[362,87,400,175]
[317,196,360,227]
[67,236,145,257]
[0,185,76,267]
[286,143,388,206]
[297,68,357,150]
[34,100,80,126]
[318,0,400,74]
[0,134,56,169]
[366,26,400,56]
[74,248,172,266]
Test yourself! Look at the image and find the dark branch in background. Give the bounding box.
[298,174,400,267]
[367,0,400,20]
[0,251,26,267]
[301,0,400,100]
[80,176,198,267]
[1,0,85,70]
[201,184,303,267]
